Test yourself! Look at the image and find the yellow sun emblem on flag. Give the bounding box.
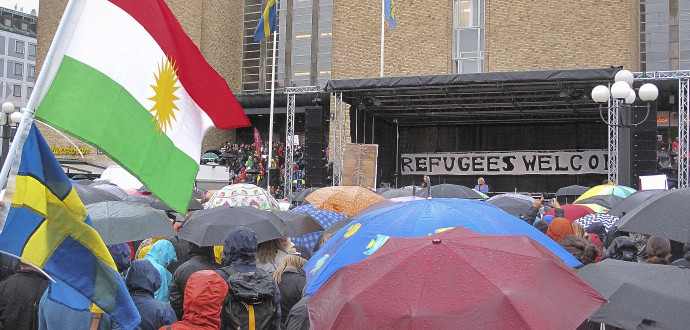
[148,57,180,134]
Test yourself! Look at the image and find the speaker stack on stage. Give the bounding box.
[619,102,657,190]
[304,106,328,186]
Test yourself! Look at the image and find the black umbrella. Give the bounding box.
[178,206,286,246]
[219,152,237,159]
[616,188,690,243]
[293,187,319,202]
[72,183,121,205]
[607,189,665,218]
[555,185,590,197]
[375,187,394,195]
[87,201,176,245]
[150,198,203,212]
[245,168,260,174]
[573,195,624,210]
[325,200,401,234]
[416,184,482,199]
[272,211,323,237]
[122,195,155,205]
[577,259,690,329]
[485,197,533,218]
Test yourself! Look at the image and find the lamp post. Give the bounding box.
[0,102,14,167]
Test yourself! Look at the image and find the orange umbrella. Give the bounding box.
[305,186,386,217]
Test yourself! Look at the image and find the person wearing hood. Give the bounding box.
[546,217,575,243]
[169,242,219,320]
[143,240,177,303]
[108,243,132,276]
[604,236,638,262]
[216,226,282,329]
[671,243,690,268]
[126,260,176,330]
[163,270,227,330]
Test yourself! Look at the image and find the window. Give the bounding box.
[13,62,22,76]
[452,0,484,73]
[27,64,34,78]
[13,84,21,97]
[28,43,35,57]
[3,18,10,27]
[15,40,23,54]
[20,22,27,31]
[27,86,33,98]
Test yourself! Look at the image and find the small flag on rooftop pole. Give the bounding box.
[254,0,278,42]
[385,0,396,32]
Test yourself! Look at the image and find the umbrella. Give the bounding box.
[201,152,219,160]
[474,189,490,199]
[375,186,394,194]
[72,183,121,205]
[305,186,386,217]
[178,206,286,246]
[379,186,422,199]
[290,204,348,250]
[219,152,237,159]
[271,211,323,237]
[577,259,690,329]
[573,213,620,232]
[309,226,605,329]
[607,189,666,218]
[555,185,590,197]
[574,195,624,210]
[304,198,582,295]
[325,200,402,235]
[388,196,426,202]
[544,204,596,222]
[245,168,260,175]
[207,184,280,210]
[122,195,155,205]
[574,184,636,203]
[487,193,535,203]
[293,187,318,203]
[87,201,176,245]
[485,196,534,218]
[150,198,203,212]
[616,188,690,243]
[90,183,130,200]
[416,183,483,199]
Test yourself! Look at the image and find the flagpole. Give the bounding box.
[266,13,278,192]
[380,0,385,77]
[0,0,79,190]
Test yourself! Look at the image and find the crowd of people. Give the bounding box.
[0,217,330,330]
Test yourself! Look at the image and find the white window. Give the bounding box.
[13,84,21,97]
[13,62,22,76]
[3,18,10,27]
[28,43,36,57]
[20,22,27,30]
[27,86,33,98]
[452,0,484,74]
[15,40,24,54]
[27,64,34,78]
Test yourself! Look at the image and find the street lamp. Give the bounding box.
[592,70,659,127]
[0,102,15,167]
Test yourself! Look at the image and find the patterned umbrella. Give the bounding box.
[208,184,279,210]
[573,213,619,232]
[305,186,386,217]
[290,204,348,249]
[574,184,636,203]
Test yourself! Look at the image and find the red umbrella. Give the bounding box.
[308,226,605,329]
[544,204,596,222]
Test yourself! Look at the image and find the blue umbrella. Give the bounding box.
[290,204,348,250]
[304,198,581,295]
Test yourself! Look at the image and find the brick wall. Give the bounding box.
[35,0,245,164]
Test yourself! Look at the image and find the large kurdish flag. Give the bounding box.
[35,0,249,213]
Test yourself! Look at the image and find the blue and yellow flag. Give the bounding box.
[254,0,277,42]
[385,0,396,32]
[0,124,140,329]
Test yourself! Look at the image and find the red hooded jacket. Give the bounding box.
[163,270,228,330]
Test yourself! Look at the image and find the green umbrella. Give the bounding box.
[87,201,176,245]
[201,152,219,160]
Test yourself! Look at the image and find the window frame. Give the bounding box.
[15,40,24,54]
[13,84,21,97]
[28,43,36,57]
[13,62,22,76]
[27,64,35,78]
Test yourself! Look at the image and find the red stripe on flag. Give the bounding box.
[108,0,249,130]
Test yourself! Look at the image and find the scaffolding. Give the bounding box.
[332,92,345,186]
[608,96,619,184]
[284,86,321,200]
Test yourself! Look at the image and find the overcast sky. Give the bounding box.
[0,0,39,15]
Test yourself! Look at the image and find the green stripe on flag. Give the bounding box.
[36,56,197,213]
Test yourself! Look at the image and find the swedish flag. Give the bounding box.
[254,0,277,42]
[0,124,140,329]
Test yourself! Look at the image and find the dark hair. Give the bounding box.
[533,220,549,235]
[646,236,671,265]
[558,235,599,266]
[313,232,334,253]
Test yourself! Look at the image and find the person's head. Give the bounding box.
[546,218,575,242]
[257,239,281,264]
[143,239,177,267]
[293,244,313,260]
[605,236,638,262]
[126,259,161,296]
[646,236,672,265]
[533,220,549,235]
[222,226,258,272]
[571,222,586,237]
[541,215,555,225]
[313,232,334,252]
[478,177,485,185]
[183,270,228,327]
[272,254,308,284]
[558,235,599,266]
[107,243,132,273]
[585,222,607,243]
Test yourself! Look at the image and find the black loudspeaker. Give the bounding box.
[268,168,280,187]
[625,103,657,189]
[304,106,327,185]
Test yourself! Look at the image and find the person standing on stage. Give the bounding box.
[475,177,489,193]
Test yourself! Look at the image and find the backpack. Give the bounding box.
[219,266,278,330]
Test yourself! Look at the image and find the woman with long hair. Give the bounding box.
[256,237,294,274]
[273,254,308,328]
[645,236,672,265]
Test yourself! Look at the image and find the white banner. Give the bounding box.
[401,150,608,175]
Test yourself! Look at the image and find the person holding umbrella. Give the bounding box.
[257,237,294,274]
[273,254,308,329]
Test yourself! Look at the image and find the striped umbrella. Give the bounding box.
[574,184,636,203]
[573,213,620,231]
